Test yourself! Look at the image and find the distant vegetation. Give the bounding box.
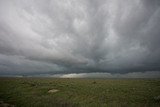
[0,78,160,107]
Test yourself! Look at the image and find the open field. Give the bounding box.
[0,78,160,107]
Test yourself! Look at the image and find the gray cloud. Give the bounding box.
[0,0,160,76]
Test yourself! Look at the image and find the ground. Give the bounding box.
[0,78,160,107]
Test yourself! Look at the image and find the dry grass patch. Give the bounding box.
[48,89,59,93]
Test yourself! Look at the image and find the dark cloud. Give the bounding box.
[0,0,160,76]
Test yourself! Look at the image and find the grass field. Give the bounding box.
[0,78,160,107]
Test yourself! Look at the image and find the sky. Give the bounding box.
[0,0,160,77]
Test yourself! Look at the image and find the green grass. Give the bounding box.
[0,78,160,107]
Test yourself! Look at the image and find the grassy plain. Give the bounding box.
[0,78,160,107]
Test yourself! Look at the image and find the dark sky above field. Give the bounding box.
[0,0,160,77]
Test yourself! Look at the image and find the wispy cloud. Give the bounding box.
[59,71,160,78]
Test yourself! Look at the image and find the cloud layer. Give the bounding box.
[0,0,160,76]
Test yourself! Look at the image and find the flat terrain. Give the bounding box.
[0,78,160,107]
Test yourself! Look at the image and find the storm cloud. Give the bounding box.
[0,0,160,76]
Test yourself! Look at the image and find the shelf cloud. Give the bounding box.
[0,0,160,77]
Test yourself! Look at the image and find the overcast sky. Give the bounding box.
[0,0,160,77]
